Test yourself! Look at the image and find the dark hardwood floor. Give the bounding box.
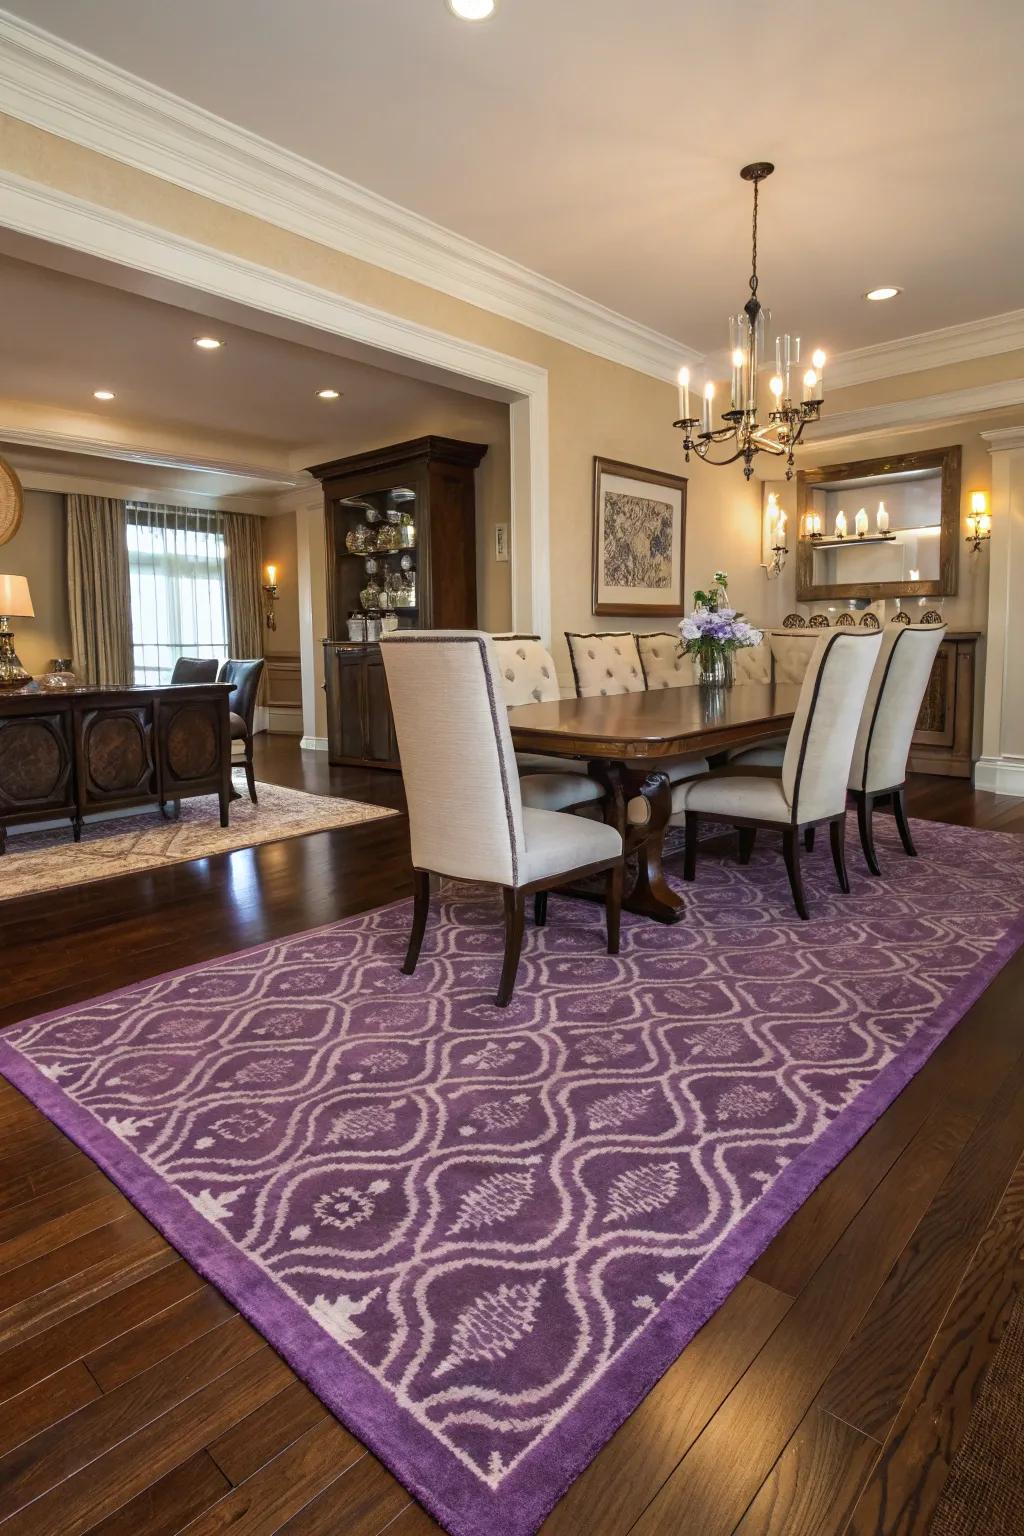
[1,736,1022,1536]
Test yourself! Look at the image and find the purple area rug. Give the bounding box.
[2,817,1023,1536]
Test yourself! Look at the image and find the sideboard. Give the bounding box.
[908,631,979,779]
[0,682,232,852]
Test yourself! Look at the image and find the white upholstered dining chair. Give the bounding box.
[673,630,883,918]
[731,624,947,875]
[381,631,624,1005]
[491,633,605,816]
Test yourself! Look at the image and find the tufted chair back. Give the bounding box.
[491,635,561,707]
[565,632,646,698]
[636,633,697,689]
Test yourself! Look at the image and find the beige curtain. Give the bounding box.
[66,494,133,685]
[222,511,264,662]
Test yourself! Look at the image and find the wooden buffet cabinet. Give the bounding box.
[312,436,487,769]
[909,631,979,779]
[0,682,232,852]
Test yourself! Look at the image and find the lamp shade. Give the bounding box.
[0,574,33,617]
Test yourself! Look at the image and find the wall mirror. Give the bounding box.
[795,445,961,601]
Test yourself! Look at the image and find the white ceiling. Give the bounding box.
[4,0,1023,358]
[0,246,507,471]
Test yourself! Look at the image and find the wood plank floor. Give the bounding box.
[1,738,1022,1536]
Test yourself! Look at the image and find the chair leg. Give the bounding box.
[496,889,526,1007]
[244,752,258,804]
[829,816,850,894]
[684,812,699,882]
[737,827,756,865]
[892,785,917,857]
[606,862,623,956]
[534,891,548,928]
[782,829,810,920]
[857,793,881,876]
[804,826,816,853]
[402,870,430,975]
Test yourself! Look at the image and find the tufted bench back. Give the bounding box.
[565,632,646,698]
[491,635,562,707]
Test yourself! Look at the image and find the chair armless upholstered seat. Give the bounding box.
[216,658,265,804]
[381,631,624,1006]
[671,630,883,918]
[491,633,602,812]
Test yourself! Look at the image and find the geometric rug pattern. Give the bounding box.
[0,777,396,902]
[1,816,1022,1536]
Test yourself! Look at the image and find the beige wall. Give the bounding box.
[260,509,300,654]
[2,488,72,675]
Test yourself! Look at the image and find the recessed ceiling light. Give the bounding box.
[316,388,341,400]
[864,287,902,302]
[193,335,224,350]
[447,0,496,18]
[93,389,115,400]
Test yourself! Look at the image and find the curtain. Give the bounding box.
[125,503,230,684]
[66,494,133,686]
[221,510,264,662]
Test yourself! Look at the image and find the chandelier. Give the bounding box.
[674,163,825,481]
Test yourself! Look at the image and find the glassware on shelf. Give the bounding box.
[364,506,383,525]
[376,522,401,553]
[399,553,414,572]
[359,576,384,610]
[398,512,416,549]
[363,555,380,576]
[345,523,372,554]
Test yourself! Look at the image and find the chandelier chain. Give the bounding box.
[749,180,759,299]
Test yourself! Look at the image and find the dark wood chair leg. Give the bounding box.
[684,811,699,882]
[71,815,83,843]
[830,815,850,894]
[893,785,917,857]
[782,828,810,920]
[606,862,623,955]
[534,891,548,928]
[496,888,526,1007]
[402,870,430,975]
[857,792,881,876]
[804,826,816,853]
[243,748,258,805]
[737,827,756,865]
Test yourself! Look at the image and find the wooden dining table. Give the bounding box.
[508,681,800,924]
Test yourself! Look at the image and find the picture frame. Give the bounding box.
[592,456,687,616]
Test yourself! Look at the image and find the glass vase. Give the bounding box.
[697,647,729,689]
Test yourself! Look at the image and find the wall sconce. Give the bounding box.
[761,489,789,578]
[965,491,991,552]
[263,564,279,630]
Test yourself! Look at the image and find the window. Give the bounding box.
[126,504,230,685]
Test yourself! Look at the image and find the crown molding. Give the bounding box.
[981,426,1024,454]
[0,9,699,385]
[828,308,1024,390]
[803,378,1024,450]
[0,423,304,490]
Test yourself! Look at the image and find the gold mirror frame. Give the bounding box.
[795,444,961,602]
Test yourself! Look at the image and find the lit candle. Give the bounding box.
[979,511,992,536]
[803,369,817,403]
[731,349,744,410]
[703,380,715,434]
[909,568,920,582]
[784,334,792,400]
[769,374,784,412]
[814,512,823,535]
[677,366,690,421]
[775,335,782,377]
[812,349,826,399]
[265,564,277,587]
[876,501,889,534]
[774,509,787,549]
[835,510,847,540]
[855,508,869,538]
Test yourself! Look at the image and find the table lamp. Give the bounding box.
[0,574,33,687]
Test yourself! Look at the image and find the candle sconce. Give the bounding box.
[761,488,789,579]
[263,564,280,631]
[965,491,991,553]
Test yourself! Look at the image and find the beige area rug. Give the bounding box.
[1,778,397,902]
[929,1287,1024,1535]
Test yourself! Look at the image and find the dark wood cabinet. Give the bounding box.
[311,436,487,768]
[909,632,979,778]
[0,683,232,850]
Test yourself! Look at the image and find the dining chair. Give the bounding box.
[169,656,218,684]
[217,657,265,804]
[732,624,947,875]
[492,633,605,816]
[381,631,624,1005]
[565,632,646,696]
[673,630,883,919]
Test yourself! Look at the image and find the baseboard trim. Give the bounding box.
[974,755,1024,796]
[300,735,329,752]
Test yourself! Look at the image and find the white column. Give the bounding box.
[295,495,330,750]
[976,427,1024,795]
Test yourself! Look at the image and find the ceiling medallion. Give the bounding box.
[674,163,825,480]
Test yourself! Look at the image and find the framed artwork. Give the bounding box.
[592,457,687,616]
